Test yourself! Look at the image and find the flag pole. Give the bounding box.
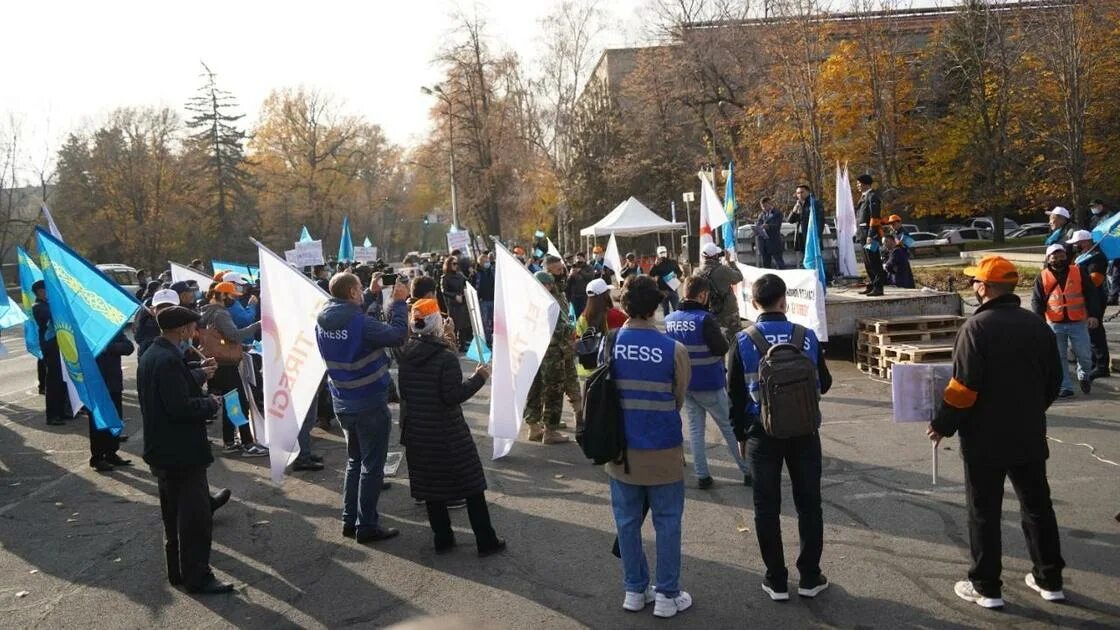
[932,441,939,485]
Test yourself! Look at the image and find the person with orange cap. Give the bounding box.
[928,255,1066,609]
[199,281,265,456]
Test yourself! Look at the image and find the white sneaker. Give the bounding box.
[622,586,655,612]
[240,444,268,457]
[1025,573,1065,602]
[652,591,693,618]
[954,580,1004,609]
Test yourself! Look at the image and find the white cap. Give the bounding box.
[223,271,248,285]
[1045,243,1066,257]
[1046,206,1071,219]
[701,243,723,257]
[586,278,611,296]
[151,289,179,307]
[1065,229,1092,244]
[656,245,668,256]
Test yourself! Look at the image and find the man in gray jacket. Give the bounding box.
[694,243,744,347]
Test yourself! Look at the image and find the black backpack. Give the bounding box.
[745,324,820,439]
[577,330,628,471]
[700,267,727,315]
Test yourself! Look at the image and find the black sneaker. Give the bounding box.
[91,459,114,473]
[1079,379,1091,394]
[342,524,356,539]
[104,453,133,467]
[798,574,829,598]
[698,476,714,490]
[762,578,789,601]
[478,538,507,557]
[356,526,400,544]
[46,418,66,426]
[1057,390,1075,399]
[292,459,324,472]
[743,473,753,487]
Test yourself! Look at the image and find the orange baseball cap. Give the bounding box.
[592,245,604,254]
[963,255,1018,283]
[213,281,243,296]
[887,214,903,224]
[411,298,440,319]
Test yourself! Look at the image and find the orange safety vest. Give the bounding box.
[1041,264,1087,322]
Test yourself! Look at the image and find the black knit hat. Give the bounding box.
[157,306,201,331]
[857,173,874,185]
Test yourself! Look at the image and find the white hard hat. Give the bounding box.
[1046,206,1071,220]
[701,243,723,257]
[586,278,611,296]
[151,289,179,307]
[656,245,668,256]
[1045,244,1066,257]
[1065,229,1092,244]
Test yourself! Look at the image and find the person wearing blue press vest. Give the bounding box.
[606,275,693,619]
[664,276,751,489]
[729,274,832,603]
[316,272,409,544]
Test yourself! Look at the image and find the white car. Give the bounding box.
[966,217,1020,234]
[938,228,989,245]
[96,264,141,296]
[906,231,951,255]
[1008,223,1052,239]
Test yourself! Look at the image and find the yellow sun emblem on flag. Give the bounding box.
[54,322,84,383]
[231,404,241,416]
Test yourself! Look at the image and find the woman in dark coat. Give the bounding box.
[439,257,473,352]
[397,298,505,556]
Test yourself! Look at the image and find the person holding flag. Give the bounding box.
[32,280,69,425]
[722,162,738,254]
[17,247,45,394]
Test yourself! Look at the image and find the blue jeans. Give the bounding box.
[480,300,494,346]
[684,389,748,479]
[609,476,684,597]
[1050,321,1092,392]
[748,431,823,586]
[338,401,392,532]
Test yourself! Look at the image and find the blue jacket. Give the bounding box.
[315,298,408,414]
[611,327,682,449]
[728,313,832,436]
[664,304,727,391]
[884,246,915,289]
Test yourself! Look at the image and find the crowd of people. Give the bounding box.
[23,193,1115,612]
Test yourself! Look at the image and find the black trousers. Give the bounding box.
[426,492,499,551]
[863,246,884,288]
[88,391,122,462]
[1089,321,1110,373]
[748,431,824,586]
[42,342,69,420]
[152,465,214,589]
[963,458,1065,597]
[209,364,253,445]
[37,359,46,392]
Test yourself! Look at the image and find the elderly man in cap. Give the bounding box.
[1067,230,1111,378]
[694,243,744,347]
[1031,243,1100,397]
[649,245,684,316]
[855,174,885,296]
[1044,207,1076,253]
[138,306,231,594]
[928,256,1065,609]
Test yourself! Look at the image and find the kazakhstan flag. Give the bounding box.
[338,216,354,262]
[36,228,141,434]
[17,246,44,360]
[224,390,249,427]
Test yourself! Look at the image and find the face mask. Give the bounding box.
[178,336,192,354]
[483,262,491,269]
[1051,258,1069,271]
[1091,207,1102,215]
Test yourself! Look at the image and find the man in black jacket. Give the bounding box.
[854,174,885,296]
[32,280,68,425]
[928,256,1065,609]
[90,332,135,472]
[138,306,231,595]
[649,246,684,316]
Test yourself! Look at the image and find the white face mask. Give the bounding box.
[1091,206,1102,215]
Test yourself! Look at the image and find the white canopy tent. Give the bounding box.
[580,196,686,237]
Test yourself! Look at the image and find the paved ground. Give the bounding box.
[0,323,1118,629]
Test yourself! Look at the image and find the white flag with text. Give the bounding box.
[169,261,214,288]
[255,240,329,482]
[488,242,559,459]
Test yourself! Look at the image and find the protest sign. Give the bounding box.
[292,240,325,267]
[447,229,471,255]
[734,264,828,341]
[353,246,377,263]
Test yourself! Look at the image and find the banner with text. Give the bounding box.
[292,240,325,267]
[735,263,828,341]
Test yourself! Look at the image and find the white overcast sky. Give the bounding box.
[1,0,649,170]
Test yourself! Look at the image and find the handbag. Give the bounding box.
[574,326,603,370]
[197,326,244,366]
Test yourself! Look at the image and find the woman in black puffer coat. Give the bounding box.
[398,298,505,556]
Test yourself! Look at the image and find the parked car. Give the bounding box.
[1007,223,1051,239]
[966,217,1020,236]
[899,223,919,234]
[938,228,989,245]
[935,224,966,233]
[96,264,141,295]
[906,231,952,255]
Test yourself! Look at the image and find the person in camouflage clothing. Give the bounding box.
[524,268,578,445]
[544,256,583,429]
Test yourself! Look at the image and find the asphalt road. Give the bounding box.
[0,326,1118,629]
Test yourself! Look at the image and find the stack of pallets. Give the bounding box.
[856,315,964,381]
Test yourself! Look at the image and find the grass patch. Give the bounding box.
[913,264,1040,292]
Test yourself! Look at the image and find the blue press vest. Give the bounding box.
[611,328,681,450]
[316,312,391,401]
[736,319,821,421]
[664,309,725,391]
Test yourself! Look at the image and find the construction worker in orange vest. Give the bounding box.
[1030,244,1101,398]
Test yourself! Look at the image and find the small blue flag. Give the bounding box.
[568,300,577,324]
[0,294,28,329]
[36,228,140,434]
[466,336,492,364]
[224,390,249,427]
[16,247,43,359]
[1091,211,1120,260]
[299,226,313,243]
[363,236,372,248]
[722,162,738,250]
[803,198,827,294]
[338,216,354,262]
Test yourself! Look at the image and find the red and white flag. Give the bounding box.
[698,175,728,264]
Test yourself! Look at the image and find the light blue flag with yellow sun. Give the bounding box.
[16,247,43,359]
[211,259,258,282]
[36,228,141,434]
[722,161,738,250]
[224,390,249,427]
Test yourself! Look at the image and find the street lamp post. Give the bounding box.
[421,85,460,231]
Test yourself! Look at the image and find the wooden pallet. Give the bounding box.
[857,362,891,379]
[857,315,965,334]
[856,342,884,357]
[858,328,958,346]
[882,342,955,363]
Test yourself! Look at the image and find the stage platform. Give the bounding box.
[825,286,963,337]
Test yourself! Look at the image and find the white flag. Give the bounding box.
[169,261,213,287]
[603,233,622,285]
[489,241,559,459]
[698,175,728,261]
[41,205,63,240]
[254,239,329,483]
[835,162,859,278]
[546,237,561,258]
[41,205,82,416]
